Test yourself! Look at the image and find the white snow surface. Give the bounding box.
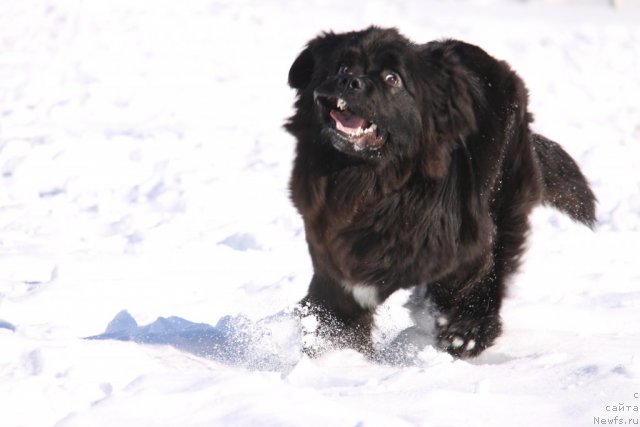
[2,1,640,426]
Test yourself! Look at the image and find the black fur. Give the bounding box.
[285,27,596,358]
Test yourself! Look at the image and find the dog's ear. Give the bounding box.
[418,41,483,179]
[288,32,344,91]
[288,46,315,90]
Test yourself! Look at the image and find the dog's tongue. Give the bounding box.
[330,110,367,133]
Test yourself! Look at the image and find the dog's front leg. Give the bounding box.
[296,274,375,357]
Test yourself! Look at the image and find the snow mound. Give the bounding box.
[89,310,304,371]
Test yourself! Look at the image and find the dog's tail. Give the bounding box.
[532,133,597,229]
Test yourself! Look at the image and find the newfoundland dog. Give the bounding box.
[285,27,595,358]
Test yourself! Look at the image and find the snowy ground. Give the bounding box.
[1,0,640,426]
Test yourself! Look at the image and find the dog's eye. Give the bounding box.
[383,71,402,87]
[338,65,351,75]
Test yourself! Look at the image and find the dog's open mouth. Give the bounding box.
[317,96,385,151]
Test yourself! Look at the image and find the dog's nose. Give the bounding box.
[338,75,364,91]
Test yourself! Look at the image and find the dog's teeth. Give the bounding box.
[343,123,377,137]
[364,123,377,134]
[336,98,347,110]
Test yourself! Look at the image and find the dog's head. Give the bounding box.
[286,27,481,178]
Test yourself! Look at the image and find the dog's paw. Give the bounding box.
[294,302,326,357]
[436,314,502,358]
[293,301,373,358]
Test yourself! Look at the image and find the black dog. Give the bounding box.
[285,27,595,358]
